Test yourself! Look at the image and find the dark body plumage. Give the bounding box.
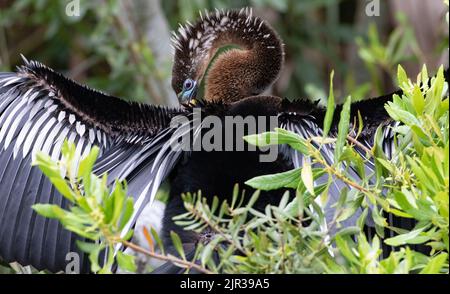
[163,97,295,245]
[0,8,447,273]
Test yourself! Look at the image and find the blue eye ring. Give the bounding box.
[178,78,198,102]
[183,79,195,91]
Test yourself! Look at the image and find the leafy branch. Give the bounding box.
[32,141,211,274]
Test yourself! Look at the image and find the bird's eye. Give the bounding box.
[183,79,194,91]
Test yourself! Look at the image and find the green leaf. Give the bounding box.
[393,190,417,211]
[76,240,99,254]
[50,178,75,202]
[323,70,335,137]
[376,158,395,174]
[371,208,387,237]
[88,245,103,273]
[170,231,186,260]
[384,226,430,246]
[245,168,301,191]
[335,95,352,160]
[356,208,369,230]
[336,200,362,223]
[386,103,420,126]
[420,253,448,274]
[301,158,315,196]
[335,226,361,237]
[420,64,429,87]
[397,65,409,88]
[116,251,137,273]
[61,140,76,165]
[243,131,281,147]
[335,235,359,265]
[32,204,66,219]
[78,146,99,178]
[122,229,134,242]
[244,128,309,154]
[411,85,425,115]
[119,198,134,231]
[111,181,126,224]
[34,152,63,179]
[151,227,165,255]
[245,190,260,209]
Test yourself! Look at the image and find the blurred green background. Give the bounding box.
[0,0,448,106]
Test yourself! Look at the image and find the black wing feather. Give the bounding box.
[0,58,186,272]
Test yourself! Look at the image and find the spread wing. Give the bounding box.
[0,57,186,272]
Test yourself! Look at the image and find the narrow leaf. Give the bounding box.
[323,70,335,136]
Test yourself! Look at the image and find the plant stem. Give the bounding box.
[309,145,374,196]
[346,135,373,156]
[122,240,214,274]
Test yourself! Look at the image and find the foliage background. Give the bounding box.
[0,0,448,105]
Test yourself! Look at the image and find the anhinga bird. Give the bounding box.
[0,8,447,273]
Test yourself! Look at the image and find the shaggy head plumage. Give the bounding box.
[171,8,285,103]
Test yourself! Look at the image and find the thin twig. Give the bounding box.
[346,135,373,156]
[309,145,374,196]
[122,240,214,274]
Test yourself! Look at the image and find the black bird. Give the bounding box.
[0,8,446,273]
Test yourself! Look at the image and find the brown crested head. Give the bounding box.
[171,8,285,104]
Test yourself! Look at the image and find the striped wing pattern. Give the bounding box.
[0,60,186,272]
